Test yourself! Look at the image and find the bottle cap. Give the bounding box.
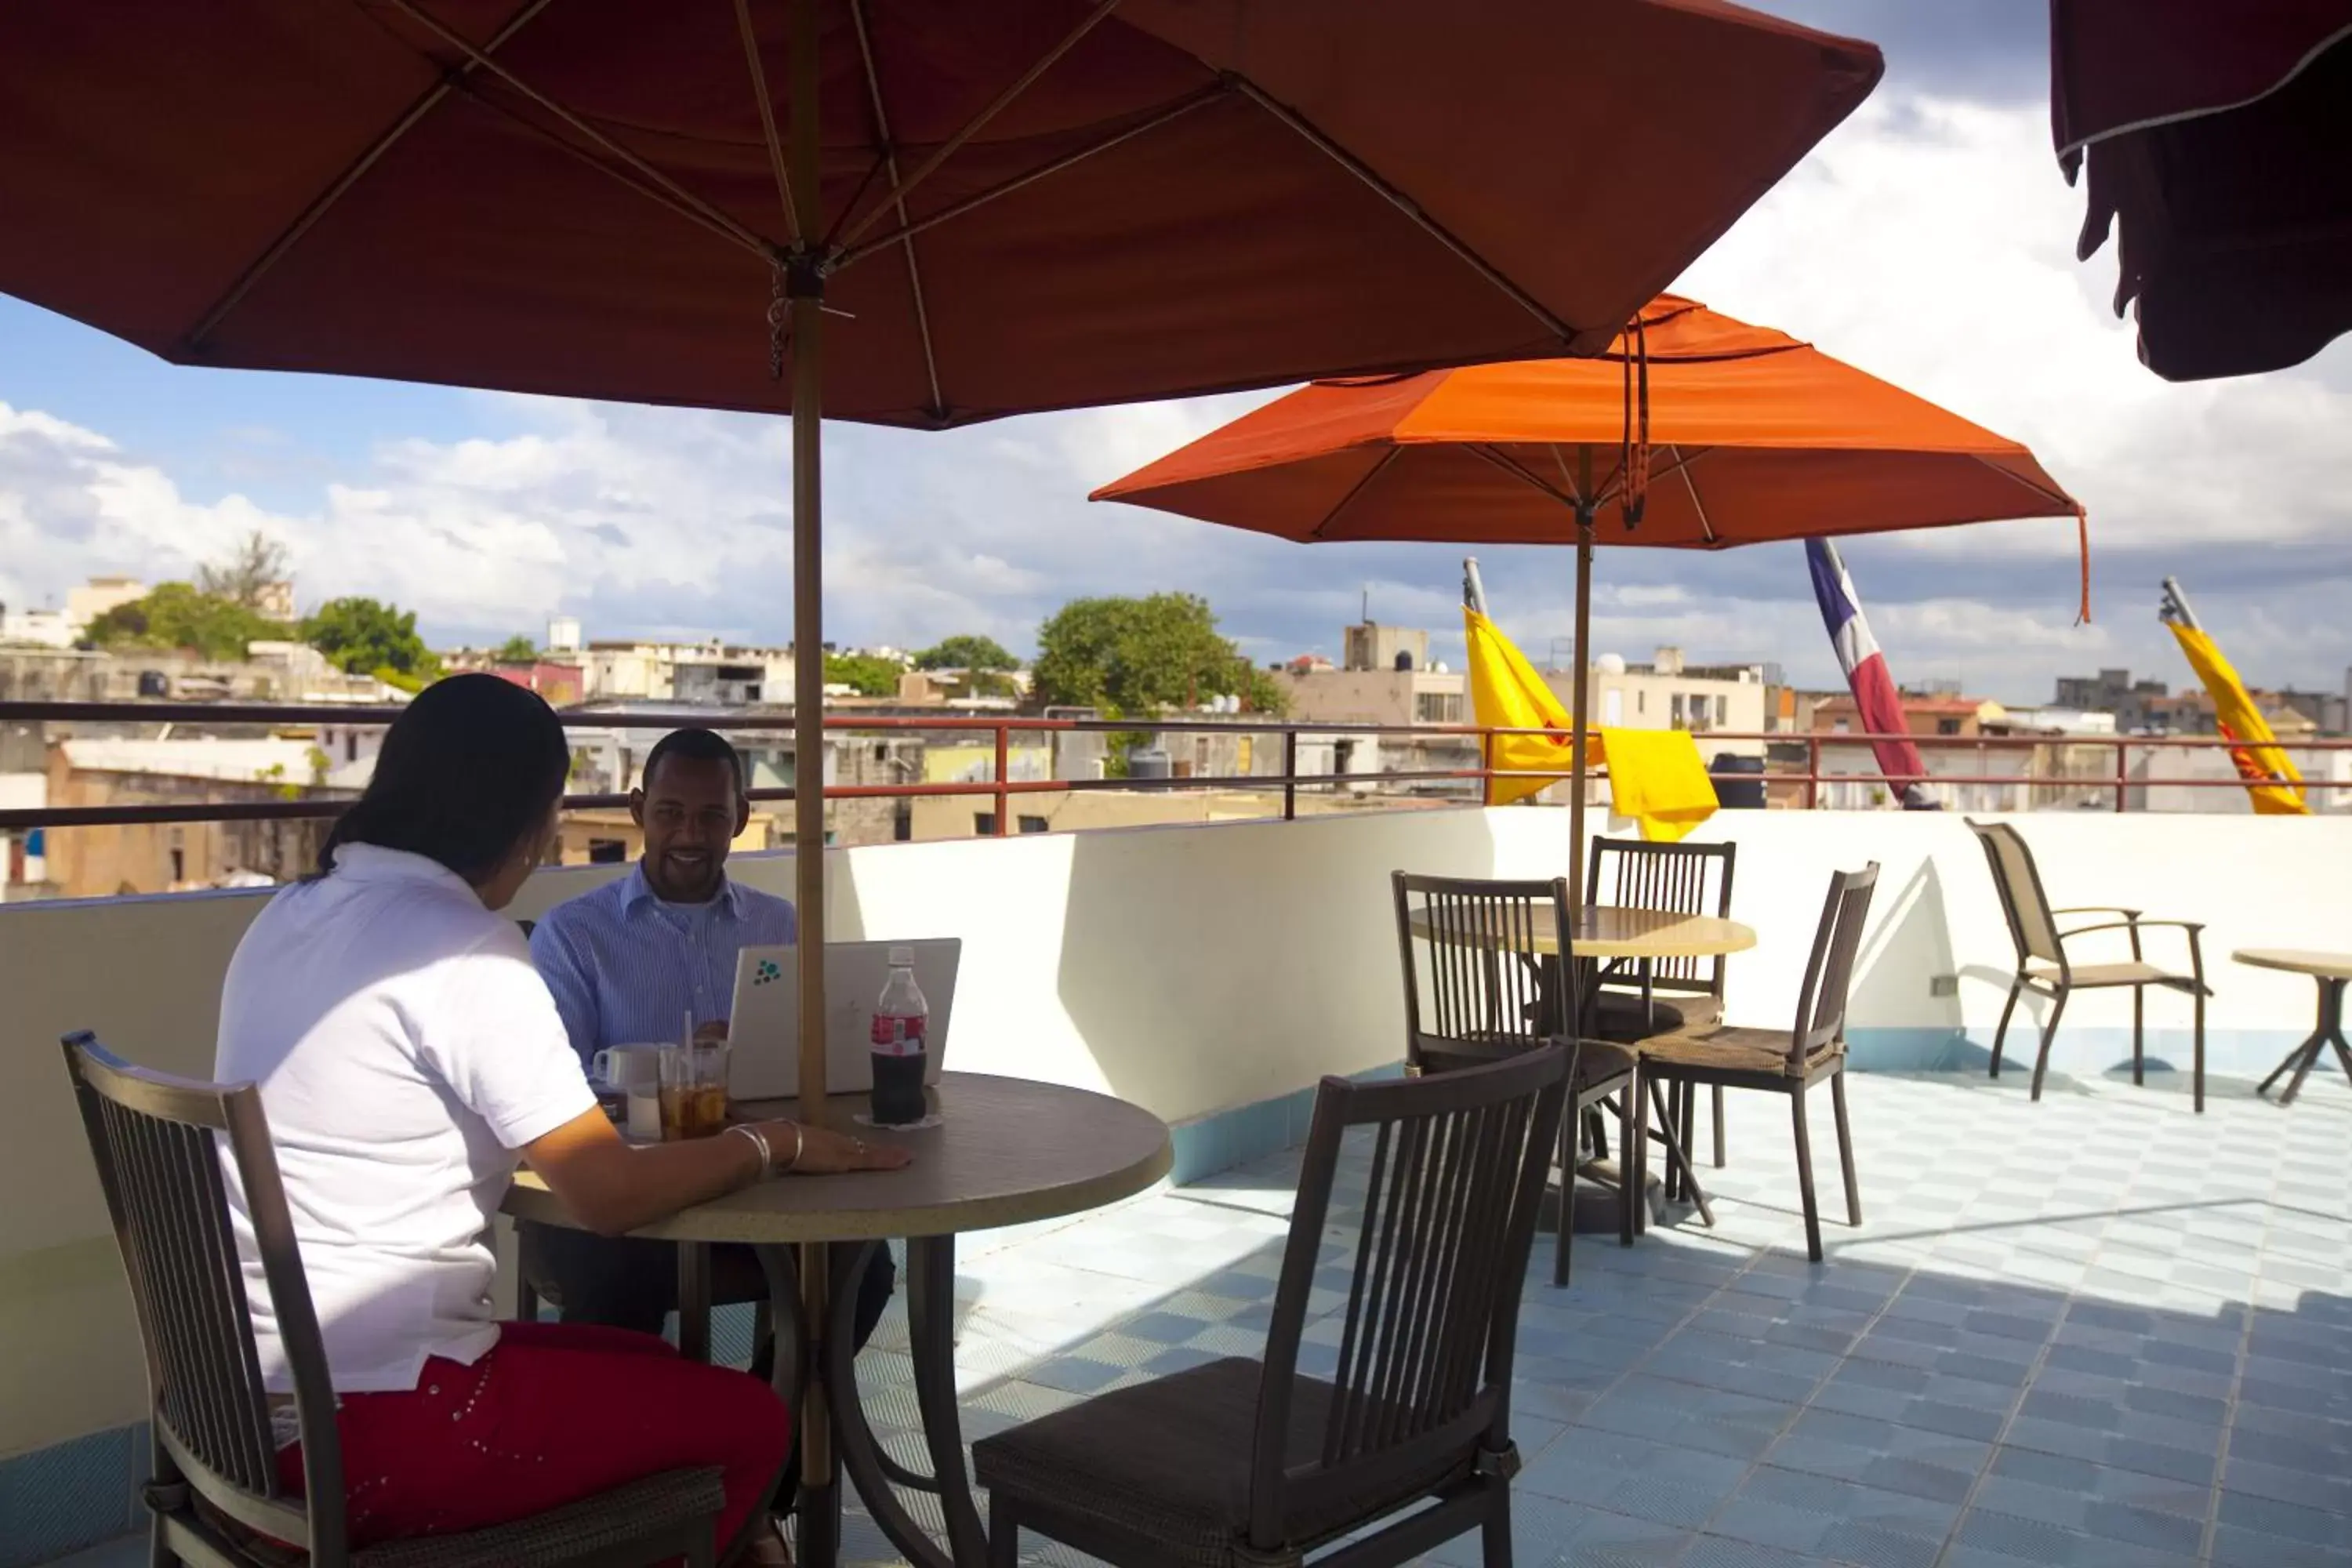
[888,945,915,967]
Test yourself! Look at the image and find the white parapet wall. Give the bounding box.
[2,804,2347,1490]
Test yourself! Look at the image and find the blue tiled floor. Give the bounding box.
[47,1065,2352,1567]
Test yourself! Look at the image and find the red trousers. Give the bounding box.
[277,1321,792,1556]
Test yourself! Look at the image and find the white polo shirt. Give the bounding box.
[216,844,597,1392]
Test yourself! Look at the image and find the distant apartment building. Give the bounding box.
[1558,648,1769,757]
[1809,691,2004,739]
[447,652,586,707]
[0,577,148,650]
[39,735,369,897]
[577,640,796,705]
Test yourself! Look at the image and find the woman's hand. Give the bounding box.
[747,1120,912,1176]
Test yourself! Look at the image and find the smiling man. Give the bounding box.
[527,727,895,1370]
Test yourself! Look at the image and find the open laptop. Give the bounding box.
[727,938,962,1102]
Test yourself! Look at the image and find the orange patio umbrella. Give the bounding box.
[1094,296,2083,890]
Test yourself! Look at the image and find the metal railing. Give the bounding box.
[0,700,2347,836]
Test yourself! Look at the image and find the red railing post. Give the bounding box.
[1282,728,1298,821]
[993,723,1010,836]
[2114,736,2129,813]
[1806,735,1820,811]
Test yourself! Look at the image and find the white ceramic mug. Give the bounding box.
[590,1044,666,1141]
[590,1042,665,1093]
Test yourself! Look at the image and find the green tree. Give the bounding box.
[824,652,904,697]
[302,597,441,682]
[914,634,1019,672]
[1032,593,1287,717]
[84,582,289,659]
[495,634,539,662]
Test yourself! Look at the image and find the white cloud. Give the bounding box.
[1,83,2347,703]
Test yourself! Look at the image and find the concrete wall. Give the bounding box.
[5,806,2347,1473]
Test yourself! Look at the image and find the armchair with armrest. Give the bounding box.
[1967,819,2211,1112]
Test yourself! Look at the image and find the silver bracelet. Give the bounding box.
[781,1122,805,1172]
[726,1123,774,1178]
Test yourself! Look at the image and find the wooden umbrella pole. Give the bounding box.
[786,5,840,1562]
[1567,513,1595,914]
[789,0,828,1126]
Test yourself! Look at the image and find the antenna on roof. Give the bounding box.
[1361,584,1370,625]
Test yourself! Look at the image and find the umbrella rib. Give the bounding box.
[831,0,1128,254]
[834,83,1233,273]
[1546,443,1596,513]
[733,0,806,245]
[1667,445,1720,544]
[384,0,777,262]
[1229,78,1577,347]
[182,0,559,353]
[847,0,947,422]
[1966,453,2077,514]
[1471,445,1582,515]
[1307,448,1403,539]
[835,82,1232,270]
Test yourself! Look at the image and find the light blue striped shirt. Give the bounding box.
[529,864,797,1068]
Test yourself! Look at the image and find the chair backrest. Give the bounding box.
[1392,872,1577,1073]
[1584,836,1737,997]
[1784,865,1881,1068]
[1966,818,2063,967]
[60,1033,347,1560]
[1250,1046,1571,1549]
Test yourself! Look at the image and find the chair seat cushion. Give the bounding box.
[2028,961,2196,989]
[194,1467,725,1568]
[972,1357,1472,1568]
[1639,1025,1839,1076]
[1587,992,1722,1042]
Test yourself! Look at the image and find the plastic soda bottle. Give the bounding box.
[869,945,929,1126]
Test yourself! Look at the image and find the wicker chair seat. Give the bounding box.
[1638,1027,1839,1077]
[975,1359,1471,1568]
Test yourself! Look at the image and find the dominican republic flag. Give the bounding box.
[1805,538,1939,810]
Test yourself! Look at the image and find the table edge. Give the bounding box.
[503,1120,1174,1244]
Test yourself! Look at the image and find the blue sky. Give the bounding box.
[2,0,2348,701]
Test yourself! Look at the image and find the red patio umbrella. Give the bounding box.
[2052,0,2352,379]
[0,0,1882,1120]
[1094,296,2082,892]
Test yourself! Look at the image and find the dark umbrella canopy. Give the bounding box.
[0,0,1882,1161]
[2053,0,2352,380]
[0,0,1879,426]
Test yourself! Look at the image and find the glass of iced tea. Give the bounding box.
[659,1042,731,1142]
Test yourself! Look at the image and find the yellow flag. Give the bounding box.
[2165,622,2308,815]
[1593,726,1719,842]
[1464,607,1578,806]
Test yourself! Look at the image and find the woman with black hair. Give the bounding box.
[215,675,903,1563]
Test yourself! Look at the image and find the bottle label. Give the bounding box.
[871,1014,927,1058]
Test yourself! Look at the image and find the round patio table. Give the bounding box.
[2237,949,2352,1106]
[1408,905,1757,1235]
[505,1073,1171,1568]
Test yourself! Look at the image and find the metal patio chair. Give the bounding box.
[1635,865,1878,1262]
[975,1046,1572,1568]
[1392,871,1634,1284]
[60,1031,724,1568]
[1966,818,2211,1112]
[1585,837,1738,1171]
